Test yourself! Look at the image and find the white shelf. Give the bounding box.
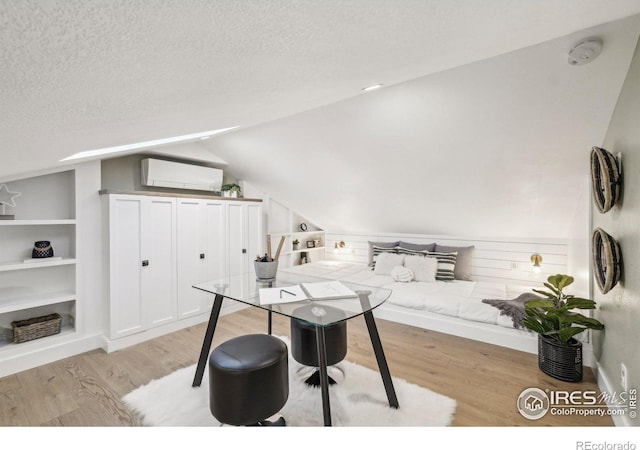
[0,219,76,226]
[292,230,323,237]
[0,325,75,351]
[0,290,76,315]
[0,257,76,272]
[0,169,78,367]
[286,246,325,255]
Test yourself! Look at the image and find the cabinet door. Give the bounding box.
[177,199,205,319]
[109,196,144,338]
[245,203,262,278]
[203,200,226,282]
[227,202,245,278]
[141,197,177,329]
[176,199,225,318]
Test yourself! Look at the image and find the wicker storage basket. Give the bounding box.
[12,313,62,343]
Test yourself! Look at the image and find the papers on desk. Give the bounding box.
[259,285,308,305]
[301,280,358,300]
[258,280,358,305]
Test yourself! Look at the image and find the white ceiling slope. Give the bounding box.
[206,15,640,239]
[2,1,640,180]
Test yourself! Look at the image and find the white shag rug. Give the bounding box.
[123,337,456,427]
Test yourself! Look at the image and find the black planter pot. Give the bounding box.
[538,334,583,382]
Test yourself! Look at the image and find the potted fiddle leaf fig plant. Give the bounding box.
[523,274,604,382]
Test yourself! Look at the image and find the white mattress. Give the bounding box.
[280,260,534,329]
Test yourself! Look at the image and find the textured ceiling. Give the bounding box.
[2,0,640,180]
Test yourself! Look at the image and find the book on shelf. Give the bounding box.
[258,280,358,305]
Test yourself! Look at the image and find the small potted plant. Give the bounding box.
[292,239,300,250]
[523,274,604,382]
[221,183,241,198]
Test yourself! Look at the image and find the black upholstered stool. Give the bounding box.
[208,334,289,426]
[290,304,347,386]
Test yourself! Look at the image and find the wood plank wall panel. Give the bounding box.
[324,232,568,286]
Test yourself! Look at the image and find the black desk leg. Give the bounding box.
[363,310,399,408]
[315,326,332,426]
[268,309,272,335]
[192,293,224,387]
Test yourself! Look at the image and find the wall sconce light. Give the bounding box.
[333,241,346,252]
[530,254,543,273]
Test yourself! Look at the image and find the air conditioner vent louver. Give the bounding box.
[141,158,223,192]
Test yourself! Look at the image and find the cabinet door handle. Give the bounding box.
[200,253,205,259]
[142,260,149,267]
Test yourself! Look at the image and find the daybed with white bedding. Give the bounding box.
[280,258,541,356]
[279,237,597,366]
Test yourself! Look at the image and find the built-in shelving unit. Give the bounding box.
[0,170,77,350]
[267,200,325,267]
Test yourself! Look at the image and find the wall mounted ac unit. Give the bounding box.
[141,158,223,192]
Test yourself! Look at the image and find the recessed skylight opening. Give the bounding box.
[60,126,238,162]
[362,84,383,92]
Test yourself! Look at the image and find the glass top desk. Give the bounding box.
[191,272,399,426]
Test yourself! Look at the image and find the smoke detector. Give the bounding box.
[568,38,602,66]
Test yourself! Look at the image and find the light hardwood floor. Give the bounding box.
[0,307,613,426]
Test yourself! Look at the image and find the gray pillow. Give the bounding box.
[368,241,399,267]
[434,244,474,280]
[398,241,436,252]
[397,241,435,257]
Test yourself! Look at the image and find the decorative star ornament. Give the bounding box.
[0,183,22,208]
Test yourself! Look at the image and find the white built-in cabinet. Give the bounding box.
[106,195,177,339]
[0,170,77,354]
[227,201,263,277]
[176,198,226,319]
[103,191,262,345]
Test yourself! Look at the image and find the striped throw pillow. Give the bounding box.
[396,246,430,257]
[425,251,458,281]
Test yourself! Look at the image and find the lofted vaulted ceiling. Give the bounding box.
[2,1,640,238]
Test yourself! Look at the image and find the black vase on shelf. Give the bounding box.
[32,241,54,258]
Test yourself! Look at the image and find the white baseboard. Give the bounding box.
[0,333,103,378]
[101,302,248,353]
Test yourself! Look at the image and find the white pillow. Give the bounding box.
[373,252,406,275]
[390,265,414,282]
[404,254,438,282]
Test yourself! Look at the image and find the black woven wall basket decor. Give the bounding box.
[592,228,622,295]
[590,146,622,214]
[32,240,54,258]
[538,335,583,382]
